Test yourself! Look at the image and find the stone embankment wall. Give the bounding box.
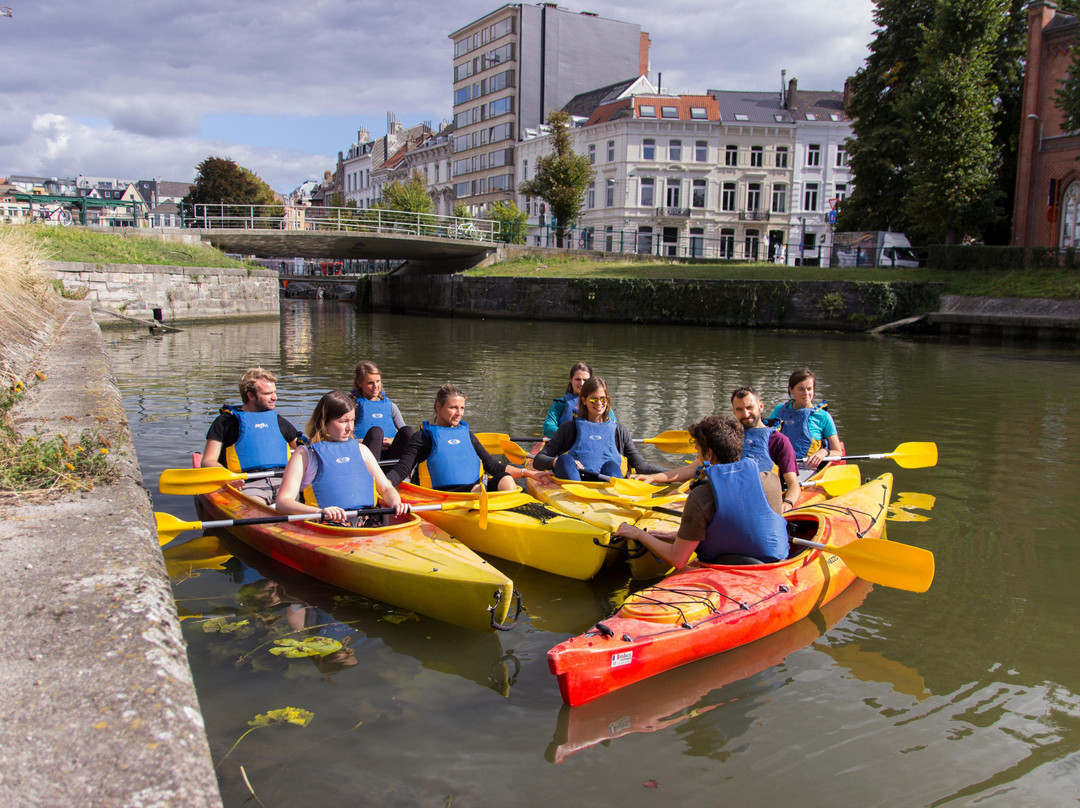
[368,275,941,331]
[44,261,280,326]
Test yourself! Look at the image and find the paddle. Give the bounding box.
[561,482,686,510]
[839,442,938,469]
[159,464,401,496]
[790,537,935,593]
[495,437,670,496]
[805,464,863,496]
[474,432,510,455]
[154,493,533,542]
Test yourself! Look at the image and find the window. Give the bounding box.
[587,182,595,209]
[719,228,735,259]
[690,227,704,257]
[807,144,821,167]
[692,179,706,208]
[454,86,472,105]
[605,225,614,251]
[669,139,682,161]
[521,159,527,180]
[695,140,707,162]
[488,96,512,117]
[804,182,819,211]
[666,178,680,208]
[772,183,787,213]
[836,145,848,167]
[588,144,595,164]
[643,138,655,160]
[690,107,707,120]
[606,178,615,207]
[725,145,738,167]
[640,177,655,207]
[607,140,615,161]
[661,106,679,119]
[637,226,654,253]
[750,146,763,168]
[776,146,789,168]
[639,105,656,118]
[836,183,848,201]
[721,182,736,211]
[746,183,761,211]
[745,229,760,260]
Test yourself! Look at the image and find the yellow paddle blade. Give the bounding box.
[562,483,685,510]
[892,442,938,469]
[799,537,935,593]
[607,477,663,496]
[474,432,510,455]
[498,437,531,464]
[155,511,202,543]
[159,466,245,495]
[478,480,489,530]
[812,465,862,496]
[641,430,696,454]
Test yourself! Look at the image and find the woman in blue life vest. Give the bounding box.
[613,414,788,568]
[543,362,593,438]
[275,390,409,525]
[533,377,664,482]
[351,360,415,462]
[386,384,552,493]
[768,368,842,469]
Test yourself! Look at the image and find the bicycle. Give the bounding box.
[35,204,73,226]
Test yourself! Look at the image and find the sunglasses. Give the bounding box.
[587,396,608,404]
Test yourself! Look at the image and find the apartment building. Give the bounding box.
[449,3,649,212]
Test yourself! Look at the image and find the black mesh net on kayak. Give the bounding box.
[507,501,565,524]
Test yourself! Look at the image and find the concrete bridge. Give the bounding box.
[189,204,502,273]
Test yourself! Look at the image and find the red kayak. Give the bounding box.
[547,473,893,706]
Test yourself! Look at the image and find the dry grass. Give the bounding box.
[0,226,63,377]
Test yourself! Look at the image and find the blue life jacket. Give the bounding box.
[742,425,778,472]
[355,393,397,439]
[566,419,621,475]
[419,421,481,488]
[225,409,289,473]
[772,400,828,459]
[306,440,375,510]
[698,458,789,563]
[556,391,579,426]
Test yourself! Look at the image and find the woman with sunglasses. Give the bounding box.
[532,377,664,481]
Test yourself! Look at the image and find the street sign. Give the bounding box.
[826,210,837,224]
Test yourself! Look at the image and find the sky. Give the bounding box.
[0,1,878,194]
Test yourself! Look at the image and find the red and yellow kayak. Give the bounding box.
[547,473,893,705]
[195,482,519,632]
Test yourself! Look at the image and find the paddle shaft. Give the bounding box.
[198,503,445,531]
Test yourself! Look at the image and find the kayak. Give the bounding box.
[547,472,893,705]
[398,482,616,580]
[194,481,520,632]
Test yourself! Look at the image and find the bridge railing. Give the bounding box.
[189,203,502,242]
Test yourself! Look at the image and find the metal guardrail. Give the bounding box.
[189,203,505,243]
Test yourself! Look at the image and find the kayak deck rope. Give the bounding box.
[804,481,889,538]
[507,501,565,524]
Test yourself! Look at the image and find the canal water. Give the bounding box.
[110,300,1080,807]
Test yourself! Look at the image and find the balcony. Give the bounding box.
[738,210,770,221]
[655,206,690,218]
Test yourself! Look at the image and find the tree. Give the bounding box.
[486,200,528,244]
[183,157,280,227]
[378,170,434,214]
[902,0,1007,244]
[1056,1,1080,130]
[517,109,594,247]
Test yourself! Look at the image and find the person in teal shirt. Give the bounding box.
[768,368,842,469]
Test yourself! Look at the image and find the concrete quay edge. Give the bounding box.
[0,300,222,808]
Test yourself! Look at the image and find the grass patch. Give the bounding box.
[463,255,1080,299]
[20,225,250,269]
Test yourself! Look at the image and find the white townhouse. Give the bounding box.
[784,79,854,266]
[340,128,376,210]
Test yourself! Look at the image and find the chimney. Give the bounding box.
[781,70,787,105]
[786,77,798,111]
[843,77,854,114]
[357,127,370,143]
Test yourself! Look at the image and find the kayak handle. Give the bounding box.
[490,589,524,631]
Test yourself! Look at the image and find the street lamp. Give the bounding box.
[1027,113,1044,152]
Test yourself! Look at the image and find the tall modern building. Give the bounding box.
[449,3,650,211]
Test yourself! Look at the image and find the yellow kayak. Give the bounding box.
[398,482,615,580]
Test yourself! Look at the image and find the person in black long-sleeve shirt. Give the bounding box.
[532,377,665,481]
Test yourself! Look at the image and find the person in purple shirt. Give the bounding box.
[632,386,801,511]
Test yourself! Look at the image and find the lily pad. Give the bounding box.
[269,636,344,658]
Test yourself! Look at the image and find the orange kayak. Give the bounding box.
[547,473,893,705]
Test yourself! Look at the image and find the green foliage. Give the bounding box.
[1056,0,1080,130]
[183,157,283,227]
[269,637,343,658]
[219,707,315,765]
[486,200,528,243]
[517,109,594,246]
[378,170,434,215]
[29,226,248,268]
[452,201,472,220]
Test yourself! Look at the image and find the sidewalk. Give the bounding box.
[0,301,222,808]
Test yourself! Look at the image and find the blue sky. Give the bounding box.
[0,0,876,194]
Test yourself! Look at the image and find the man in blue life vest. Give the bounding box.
[200,367,301,503]
[615,414,788,568]
[631,387,801,510]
